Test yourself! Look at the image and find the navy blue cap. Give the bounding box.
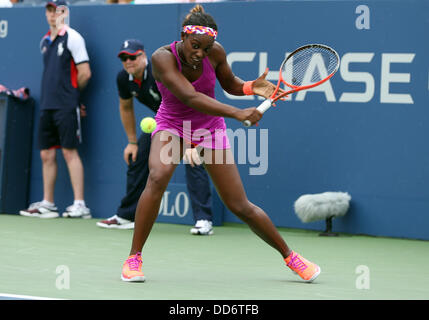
[46,0,69,8]
[118,39,144,57]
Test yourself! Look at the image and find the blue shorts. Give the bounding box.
[38,108,81,150]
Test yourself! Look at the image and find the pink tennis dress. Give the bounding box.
[152,41,230,149]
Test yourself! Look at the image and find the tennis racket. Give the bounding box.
[243,44,340,127]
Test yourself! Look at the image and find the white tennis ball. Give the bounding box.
[140,117,157,133]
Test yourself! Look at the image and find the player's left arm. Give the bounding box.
[213,43,279,99]
[212,42,245,96]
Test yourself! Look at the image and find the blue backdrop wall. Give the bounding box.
[0,0,428,240]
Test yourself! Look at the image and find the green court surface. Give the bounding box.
[0,214,428,300]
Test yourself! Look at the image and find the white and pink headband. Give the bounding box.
[182,25,218,39]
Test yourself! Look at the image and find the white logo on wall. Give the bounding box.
[158,191,189,218]
[355,5,370,30]
[226,51,415,104]
[0,20,8,38]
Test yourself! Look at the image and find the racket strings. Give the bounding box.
[282,46,338,87]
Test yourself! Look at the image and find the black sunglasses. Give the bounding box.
[119,53,142,62]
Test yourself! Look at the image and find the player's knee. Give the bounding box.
[147,168,170,194]
[227,200,253,219]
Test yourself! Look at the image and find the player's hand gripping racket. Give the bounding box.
[243,44,340,127]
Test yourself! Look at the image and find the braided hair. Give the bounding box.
[182,5,218,32]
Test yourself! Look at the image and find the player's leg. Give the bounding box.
[129,131,182,255]
[204,148,291,258]
[122,131,181,282]
[205,148,321,282]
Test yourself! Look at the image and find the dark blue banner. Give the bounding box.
[0,0,428,239]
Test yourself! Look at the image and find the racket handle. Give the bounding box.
[243,99,272,127]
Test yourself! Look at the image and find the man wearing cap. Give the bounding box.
[20,0,92,219]
[96,39,215,236]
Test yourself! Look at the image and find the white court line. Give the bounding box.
[0,292,64,300]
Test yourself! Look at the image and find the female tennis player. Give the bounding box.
[121,5,320,283]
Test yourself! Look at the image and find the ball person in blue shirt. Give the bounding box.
[20,0,92,219]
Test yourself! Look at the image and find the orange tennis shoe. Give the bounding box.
[121,252,146,282]
[285,251,321,282]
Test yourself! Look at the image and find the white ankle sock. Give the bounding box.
[73,200,86,207]
[42,200,55,207]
